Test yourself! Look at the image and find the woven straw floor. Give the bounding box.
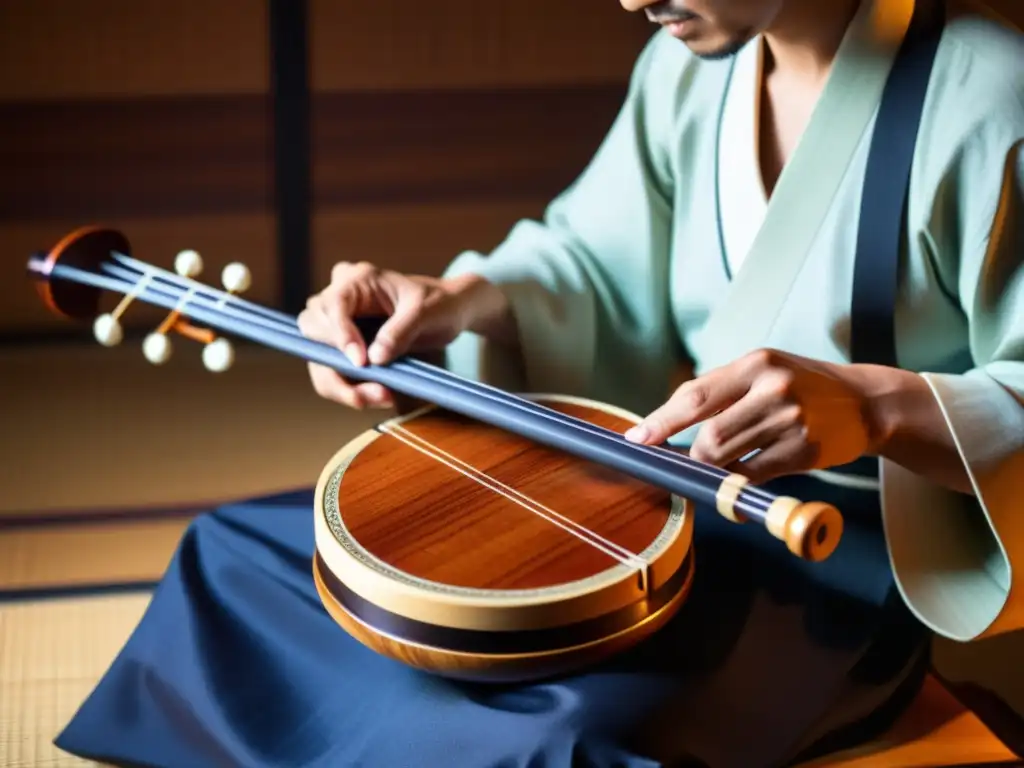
[1,342,1021,767]
[0,342,382,766]
[1,594,149,767]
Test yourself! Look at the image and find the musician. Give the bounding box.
[56,1,1024,767]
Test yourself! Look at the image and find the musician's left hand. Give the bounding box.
[624,349,891,483]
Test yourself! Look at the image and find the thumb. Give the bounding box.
[367,283,426,364]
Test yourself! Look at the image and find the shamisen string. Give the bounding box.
[28,244,842,561]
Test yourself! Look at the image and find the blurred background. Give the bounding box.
[0,1,1021,765]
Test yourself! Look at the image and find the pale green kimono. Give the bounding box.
[443,0,1024,645]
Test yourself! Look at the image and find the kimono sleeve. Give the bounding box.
[882,125,1024,642]
[441,32,682,416]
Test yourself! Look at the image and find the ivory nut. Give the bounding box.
[221,262,252,293]
[93,313,123,347]
[174,249,203,278]
[202,338,235,372]
[142,332,172,365]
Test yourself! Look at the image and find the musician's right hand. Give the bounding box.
[297,261,512,409]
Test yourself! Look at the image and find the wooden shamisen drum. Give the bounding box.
[311,394,695,683]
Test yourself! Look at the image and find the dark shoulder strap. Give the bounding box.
[850,0,946,368]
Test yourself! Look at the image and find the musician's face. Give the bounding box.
[619,0,782,60]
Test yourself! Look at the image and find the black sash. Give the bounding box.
[711,0,947,480]
[851,0,946,369]
[827,0,946,482]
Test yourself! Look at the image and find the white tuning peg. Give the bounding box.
[174,249,203,278]
[93,313,124,347]
[142,332,173,365]
[202,337,235,372]
[221,262,251,294]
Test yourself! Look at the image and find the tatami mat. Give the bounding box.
[0,518,190,595]
[0,513,183,767]
[0,342,384,515]
[1,593,149,767]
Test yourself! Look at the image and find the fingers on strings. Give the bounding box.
[306,362,393,410]
[298,294,394,410]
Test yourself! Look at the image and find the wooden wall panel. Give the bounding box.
[0,0,273,334]
[0,97,271,223]
[308,2,648,288]
[308,83,629,283]
[0,0,268,100]
[309,0,653,91]
[311,84,627,210]
[312,201,547,288]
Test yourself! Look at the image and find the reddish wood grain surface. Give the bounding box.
[335,402,673,591]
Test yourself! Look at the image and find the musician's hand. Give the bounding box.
[297,262,511,409]
[624,349,887,483]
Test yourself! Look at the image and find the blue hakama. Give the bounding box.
[55,469,929,767]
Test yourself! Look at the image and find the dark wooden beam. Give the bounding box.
[268,0,312,313]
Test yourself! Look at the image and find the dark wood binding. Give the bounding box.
[312,551,695,684]
[314,549,692,654]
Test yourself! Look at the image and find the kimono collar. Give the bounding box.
[693,0,918,372]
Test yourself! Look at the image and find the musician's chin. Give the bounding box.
[675,30,751,61]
